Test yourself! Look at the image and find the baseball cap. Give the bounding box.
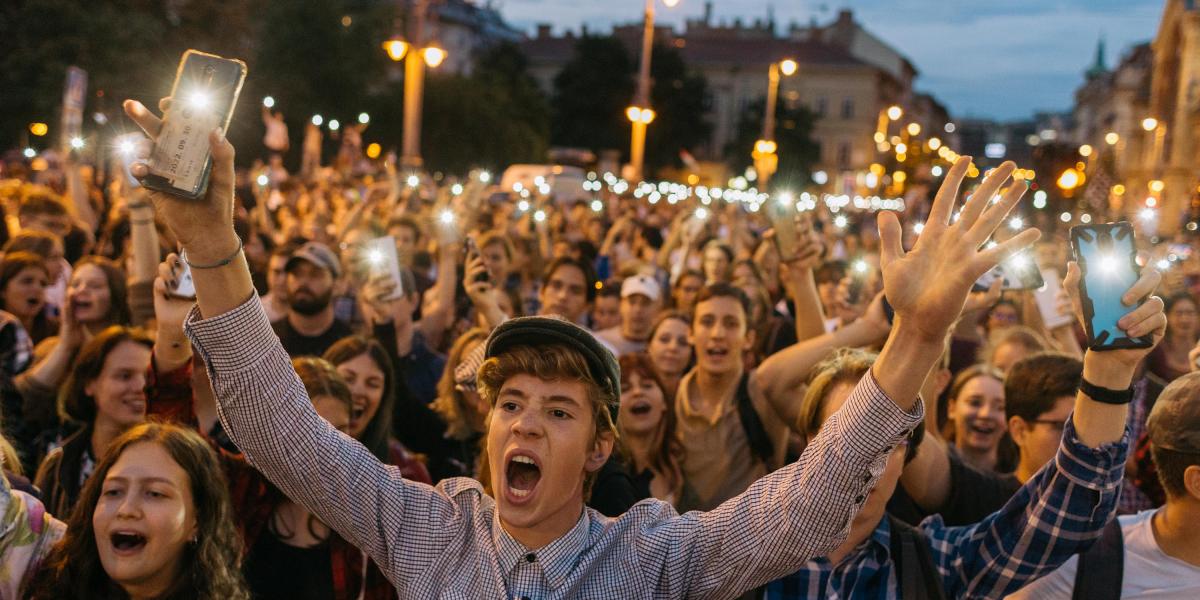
[621,274,661,303]
[485,315,620,422]
[286,242,342,279]
[1147,371,1200,453]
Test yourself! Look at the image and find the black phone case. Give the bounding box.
[141,50,247,200]
[1070,222,1154,351]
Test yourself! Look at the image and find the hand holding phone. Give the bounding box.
[364,236,404,302]
[170,251,197,300]
[465,237,490,284]
[1070,222,1153,350]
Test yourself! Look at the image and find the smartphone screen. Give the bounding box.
[172,251,197,300]
[143,50,247,199]
[973,253,1045,291]
[364,236,404,301]
[1033,268,1074,329]
[1070,222,1153,351]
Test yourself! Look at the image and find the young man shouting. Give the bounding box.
[125,96,1038,597]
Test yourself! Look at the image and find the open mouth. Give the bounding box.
[629,401,652,416]
[110,531,147,553]
[967,421,998,436]
[705,347,729,359]
[505,454,541,500]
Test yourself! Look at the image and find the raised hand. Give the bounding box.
[1063,262,1165,371]
[123,98,239,265]
[878,158,1039,343]
[154,254,198,333]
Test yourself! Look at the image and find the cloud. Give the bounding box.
[499,0,1163,120]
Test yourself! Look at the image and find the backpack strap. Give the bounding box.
[1072,517,1125,600]
[889,516,947,600]
[735,373,774,467]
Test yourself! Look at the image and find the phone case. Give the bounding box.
[1033,268,1074,329]
[143,50,247,200]
[765,201,798,260]
[171,251,197,299]
[365,236,404,301]
[1070,222,1153,351]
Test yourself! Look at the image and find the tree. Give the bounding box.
[550,36,635,155]
[644,43,711,172]
[725,98,820,186]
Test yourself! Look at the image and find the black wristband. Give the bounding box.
[1079,377,1134,405]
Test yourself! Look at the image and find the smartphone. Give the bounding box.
[1070,222,1153,351]
[766,199,798,260]
[143,50,247,200]
[973,253,1046,291]
[364,236,404,301]
[1033,268,1074,329]
[171,251,197,300]
[465,237,490,284]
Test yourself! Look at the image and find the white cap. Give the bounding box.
[621,275,661,302]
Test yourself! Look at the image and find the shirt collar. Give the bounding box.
[492,508,592,590]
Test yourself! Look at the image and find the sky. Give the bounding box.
[494,0,1165,121]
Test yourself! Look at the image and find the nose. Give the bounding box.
[510,409,544,439]
[116,492,142,519]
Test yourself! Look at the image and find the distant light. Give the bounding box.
[895,143,907,155]
[116,139,135,156]
[1105,132,1119,145]
[311,114,324,126]
[533,209,546,223]
[1080,213,1093,224]
[591,199,603,212]
[906,123,921,136]
[812,170,828,185]
[695,207,709,220]
[1079,144,1093,157]
[1112,184,1126,196]
[1026,134,1042,146]
[912,221,924,234]
[69,137,85,150]
[944,122,956,133]
[1140,207,1157,221]
[1156,258,1171,270]
[984,143,1006,159]
[517,200,530,212]
[406,175,420,188]
[329,119,340,131]
[29,122,48,137]
[256,174,269,187]
[1009,217,1023,230]
[1009,253,1030,270]
[358,112,370,124]
[439,210,455,225]
[22,148,35,159]
[1033,191,1047,209]
[887,106,903,120]
[479,171,491,183]
[263,96,275,108]
[834,214,848,228]
[365,143,381,159]
[780,59,798,76]
[423,46,447,68]
[928,137,942,151]
[931,165,943,177]
[853,260,868,274]
[1142,117,1159,131]
[1059,212,1072,223]
[451,183,464,195]
[1149,180,1165,193]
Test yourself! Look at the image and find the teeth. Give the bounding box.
[512,456,535,466]
[511,488,530,498]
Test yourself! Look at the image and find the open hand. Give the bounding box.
[879,158,1039,342]
[123,98,239,264]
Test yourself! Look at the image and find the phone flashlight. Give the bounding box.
[1008,253,1031,270]
[263,96,275,108]
[451,183,463,196]
[695,207,709,220]
[1156,258,1171,270]
[311,114,324,127]
[912,221,925,234]
[517,200,530,212]
[329,119,340,131]
[406,175,420,188]
[1099,254,1119,274]
[479,171,491,183]
[116,139,136,156]
[69,137,85,150]
[534,210,547,223]
[366,249,384,266]
[439,210,455,225]
[853,260,868,274]
[591,200,603,212]
[834,215,848,228]
[358,112,369,124]
[256,174,269,187]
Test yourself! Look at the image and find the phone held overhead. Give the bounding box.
[1070,222,1154,351]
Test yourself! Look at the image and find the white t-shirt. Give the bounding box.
[1006,509,1200,599]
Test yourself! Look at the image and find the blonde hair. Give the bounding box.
[798,348,878,439]
[431,328,490,440]
[476,343,618,498]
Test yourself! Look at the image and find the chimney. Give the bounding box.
[837,9,853,25]
[581,23,589,37]
[536,23,552,39]
[704,1,713,25]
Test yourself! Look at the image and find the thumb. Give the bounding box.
[878,211,904,267]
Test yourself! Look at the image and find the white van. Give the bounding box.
[499,164,588,205]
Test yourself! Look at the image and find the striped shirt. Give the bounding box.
[766,416,1129,599]
[185,295,924,599]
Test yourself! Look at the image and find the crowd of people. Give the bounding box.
[0,92,1194,599]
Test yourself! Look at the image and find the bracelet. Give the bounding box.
[184,237,243,270]
[1079,377,1134,405]
[127,202,152,210]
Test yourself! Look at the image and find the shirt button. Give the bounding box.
[862,473,871,483]
[525,553,536,563]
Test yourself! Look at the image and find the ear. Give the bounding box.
[742,326,757,351]
[933,369,952,398]
[946,396,959,421]
[1007,416,1029,447]
[1184,465,1200,502]
[84,379,97,399]
[585,431,615,473]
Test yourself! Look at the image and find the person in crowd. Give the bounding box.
[618,353,684,504]
[595,274,662,356]
[30,423,249,600]
[123,97,1032,595]
[271,241,353,357]
[1145,292,1199,384]
[943,364,1007,472]
[0,449,64,598]
[422,328,491,481]
[589,284,622,331]
[0,252,53,343]
[985,325,1047,373]
[323,336,431,484]
[17,193,72,242]
[361,266,449,406]
[983,297,1021,337]
[259,242,293,324]
[1007,371,1200,599]
[536,256,597,326]
[701,240,734,285]
[670,269,704,314]
[646,310,692,400]
[476,231,514,292]
[2,230,68,314]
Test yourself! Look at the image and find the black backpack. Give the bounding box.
[735,373,775,467]
[888,515,947,600]
[1071,517,1125,600]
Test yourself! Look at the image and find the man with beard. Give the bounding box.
[272,242,353,357]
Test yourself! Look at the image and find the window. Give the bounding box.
[841,98,855,120]
[816,97,828,117]
[837,142,851,167]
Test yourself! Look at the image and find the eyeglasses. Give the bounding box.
[1030,419,1067,432]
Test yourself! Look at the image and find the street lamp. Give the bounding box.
[382,0,447,169]
[753,58,798,188]
[1142,117,1158,132]
[627,0,680,182]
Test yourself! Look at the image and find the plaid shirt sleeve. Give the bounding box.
[923,413,1129,598]
[184,295,466,589]
[636,370,924,599]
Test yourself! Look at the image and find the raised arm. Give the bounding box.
[122,98,464,585]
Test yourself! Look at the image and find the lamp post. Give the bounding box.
[382,0,447,170]
[627,0,679,182]
[753,58,797,188]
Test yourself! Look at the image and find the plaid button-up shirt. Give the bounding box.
[185,296,924,599]
[765,416,1129,599]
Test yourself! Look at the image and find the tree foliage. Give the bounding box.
[725,98,821,186]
